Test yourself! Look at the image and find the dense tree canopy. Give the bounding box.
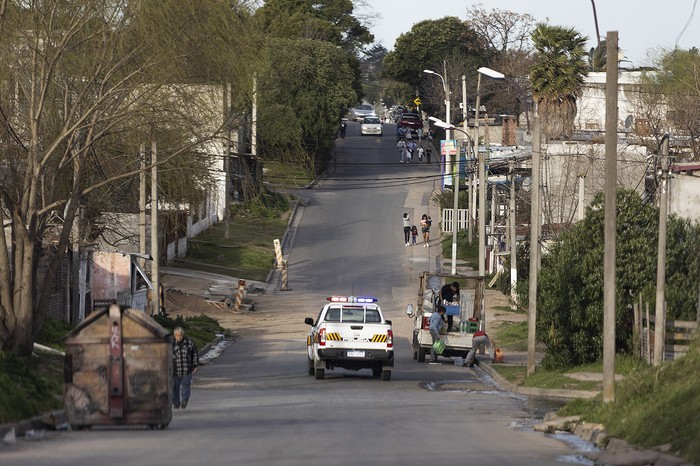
[254,0,373,53]
[382,17,488,120]
[536,190,700,368]
[252,0,369,168]
[256,37,357,167]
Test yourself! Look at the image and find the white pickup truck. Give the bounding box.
[305,296,394,381]
[406,272,485,362]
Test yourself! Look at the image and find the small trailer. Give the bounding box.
[406,272,485,362]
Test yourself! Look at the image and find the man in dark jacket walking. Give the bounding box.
[172,326,199,409]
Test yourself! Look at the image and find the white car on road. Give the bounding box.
[360,116,383,136]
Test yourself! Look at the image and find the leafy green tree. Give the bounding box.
[359,44,388,106]
[536,189,700,368]
[588,40,607,72]
[254,0,373,52]
[256,37,357,170]
[253,0,373,103]
[529,23,588,140]
[382,17,488,119]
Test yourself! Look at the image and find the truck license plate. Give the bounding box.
[347,350,365,358]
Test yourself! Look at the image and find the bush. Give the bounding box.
[36,317,76,351]
[0,351,64,424]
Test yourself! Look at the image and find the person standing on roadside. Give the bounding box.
[420,214,431,247]
[402,213,411,246]
[426,145,433,164]
[429,306,447,362]
[172,326,199,409]
[339,120,347,139]
[417,145,424,162]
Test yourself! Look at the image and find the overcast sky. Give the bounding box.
[361,0,699,67]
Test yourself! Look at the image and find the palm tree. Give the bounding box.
[589,40,607,72]
[529,24,588,139]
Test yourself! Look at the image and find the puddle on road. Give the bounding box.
[419,379,504,394]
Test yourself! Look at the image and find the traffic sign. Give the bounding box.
[413,97,422,106]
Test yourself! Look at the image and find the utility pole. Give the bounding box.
[602,31,619,402]
[654,134,670,365]
[510,159,518,307]
[463,74,473,244]
[150,141,159,316]
[224,83,231,239]
[490,183,496,274]
[527,115,541,376]
[139,144,147,269]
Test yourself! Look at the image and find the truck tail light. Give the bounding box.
[387,329,393,348]
[318,328,326,346]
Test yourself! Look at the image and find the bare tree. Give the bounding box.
[466,5,536,123]
[0,0,253,354]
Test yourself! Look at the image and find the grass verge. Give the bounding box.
[173,195,290,282]
[557,337,700,464]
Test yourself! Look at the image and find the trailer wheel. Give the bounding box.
[314,368,325,380]
[417,347,426,362]
[381,370,391,381]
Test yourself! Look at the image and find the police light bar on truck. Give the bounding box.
[327,296,378,303]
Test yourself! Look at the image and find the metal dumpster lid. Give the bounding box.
[63,305,170,342]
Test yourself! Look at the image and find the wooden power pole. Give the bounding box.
[527,116,541,376]
[602,31,619,402]
[150,141,159,316]
[654,135,670,365]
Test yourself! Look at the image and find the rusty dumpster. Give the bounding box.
[63,304,172,429]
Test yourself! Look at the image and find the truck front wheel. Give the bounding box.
[307,356,314,376]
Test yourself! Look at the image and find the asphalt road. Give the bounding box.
[0,121,592,465]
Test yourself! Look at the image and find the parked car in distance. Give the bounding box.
[398,112,423,134]
[351,104,375,122]
[360,116,383,136]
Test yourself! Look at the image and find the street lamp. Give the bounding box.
[429,116,473,276]
[423,69,451,141]
[474,67,505,283]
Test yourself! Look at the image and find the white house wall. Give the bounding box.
[670,174,700,222]
[543,142,649,224]
[576,71,660,133]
